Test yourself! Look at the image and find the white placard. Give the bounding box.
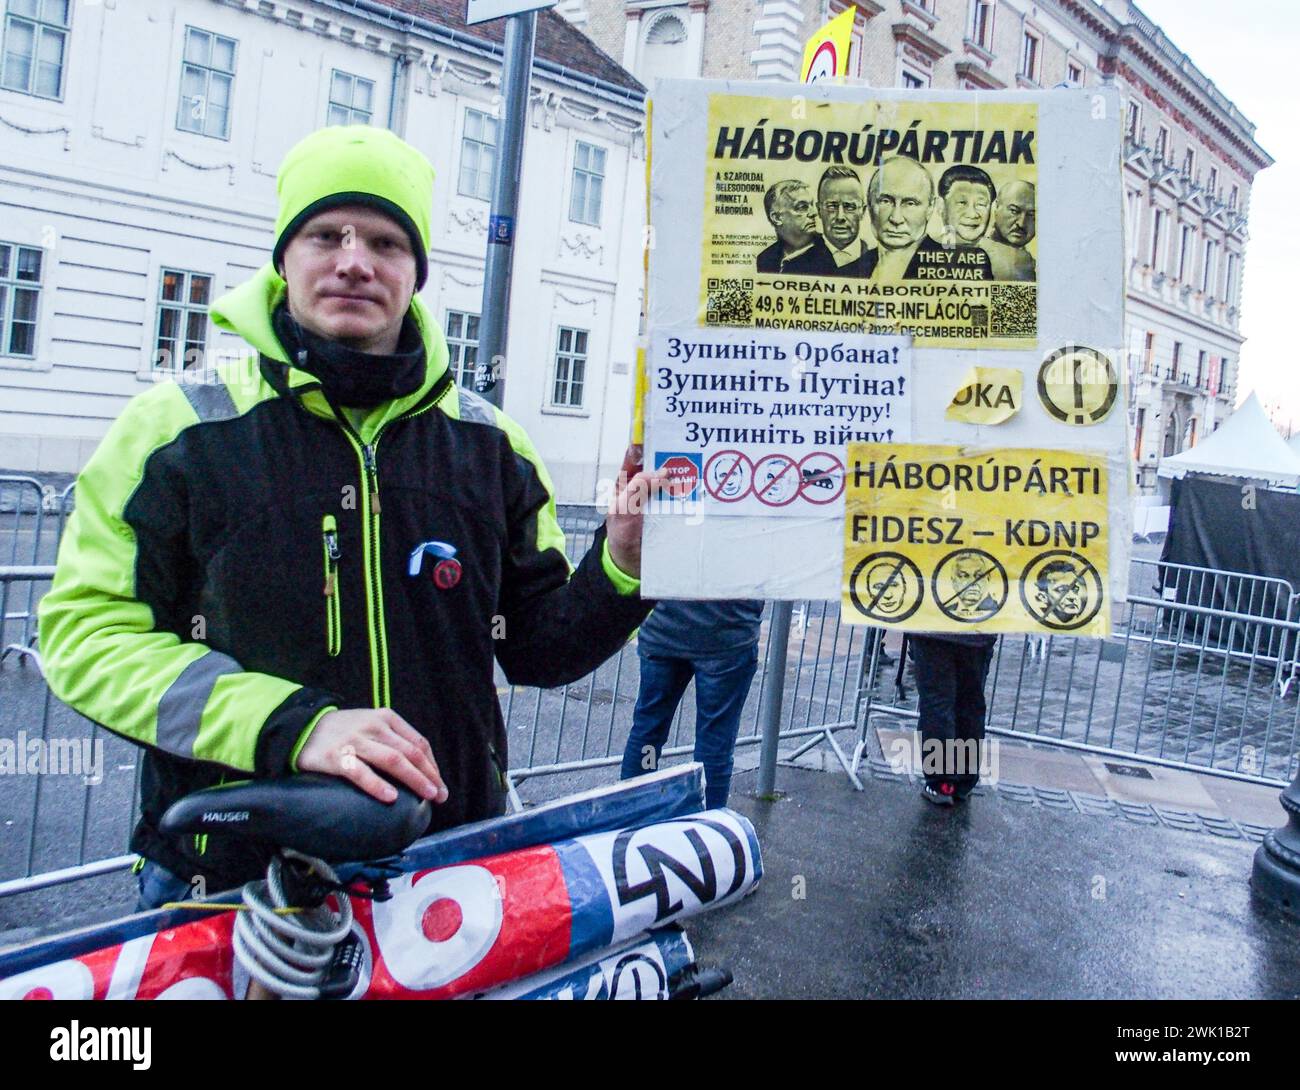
[647,327,912,517]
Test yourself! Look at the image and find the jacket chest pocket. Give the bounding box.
[322,514,342,657]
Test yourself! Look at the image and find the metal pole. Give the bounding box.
[476,11,536,408]
[1252,770,1300,920]
[757,601,793,796]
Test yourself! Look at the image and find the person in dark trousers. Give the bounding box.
[908,633,997,805]
[619,600,764,808]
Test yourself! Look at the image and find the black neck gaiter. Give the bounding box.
[272,303,426,410]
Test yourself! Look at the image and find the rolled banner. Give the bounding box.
[0,808,761,1001]
[468,926,694,1001]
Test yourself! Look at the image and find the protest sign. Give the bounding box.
[643,80,1130,615]
[842,444,1111,634]
[801,7,856,84]
[647,327,911,516]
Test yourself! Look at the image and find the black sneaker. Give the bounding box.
[921,782,956,807]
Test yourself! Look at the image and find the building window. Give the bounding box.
[1163,415,1179,457]
[1201,239,1217,294]
[458,107,498,201]
[1228,184,1239,210]
[1177,224,1193,281]
[968,0,994,51]
[1134,407,1145,460]
[1181,148,1195,177]
[552,326,588,408]
[1,0,69,99]
[177,27,236,139]
[0,241,42,357]
[1125,100,1140,141]
[1171,341,1182,382]
[1149,208,1164,269]
[1126,189,1143,261]
[1142,331,1155,375]
[1154,125,1168,161]
[1206,165,1218,198]
[569,141,605,226]
[900,67,927,89]
[1196,349,1206,388]
[154,269,212,372]
[1066,60,1083,86]
[445,310,479,389]
[1224,252,1238,305]
[1019,28,1041,83]
[327,70,374,126]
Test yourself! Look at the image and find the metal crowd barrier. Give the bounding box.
[0,476,71,663]
[4,495,1299,900]
[856,570,1300,789]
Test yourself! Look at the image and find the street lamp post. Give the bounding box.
[1252,768,1300,920]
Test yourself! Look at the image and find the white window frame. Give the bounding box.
[550,325,589,409]
[1224,252,1238,306]
[1126,189,1143,262]
[1154,124,1169,162]
[899,64,928,89]
[1228,184,1239,210]
[176,26,237,140]
[327,69,374,127]
[968,0,995,52]
[1206,165,1218,198]
[1125,100,1141,141]
[1018,26,1042,83]
[1,0,70,100]
[458,106,499,202]
[153,268,213,373]
[444,309,480,389]
[569,141,606,227]
[1182,147,1195,177]
[0,240,43,359]
[1177,223,1193,281]
[1148,208,1164,271]
[1201,239,1217,295]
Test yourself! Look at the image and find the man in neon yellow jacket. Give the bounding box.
[38,126,659,902]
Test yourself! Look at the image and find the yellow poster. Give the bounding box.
[945,366,1023,424]
[842,444,1109,635]
[701,95,1038,349]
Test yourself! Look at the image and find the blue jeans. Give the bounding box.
[620,645,759,808]
[135,859,194,912]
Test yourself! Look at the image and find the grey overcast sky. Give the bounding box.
[1135,0,1298,435]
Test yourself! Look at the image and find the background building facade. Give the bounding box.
[562,0,1272,492]
[0,0,646,502]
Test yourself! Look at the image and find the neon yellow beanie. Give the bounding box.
[272,126,435,288]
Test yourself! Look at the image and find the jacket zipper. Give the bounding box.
[325,383,452,708]
[322,514,342,657]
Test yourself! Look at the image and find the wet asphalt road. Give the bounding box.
[689,766,1300,999]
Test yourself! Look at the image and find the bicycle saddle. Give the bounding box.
[160,774,432,863]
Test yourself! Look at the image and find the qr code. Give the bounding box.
[989,284,1036,337]
[706,277,754,325]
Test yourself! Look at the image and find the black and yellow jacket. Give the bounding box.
[38,264,650,888]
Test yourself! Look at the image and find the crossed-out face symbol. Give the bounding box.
[933,549,1008,624]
